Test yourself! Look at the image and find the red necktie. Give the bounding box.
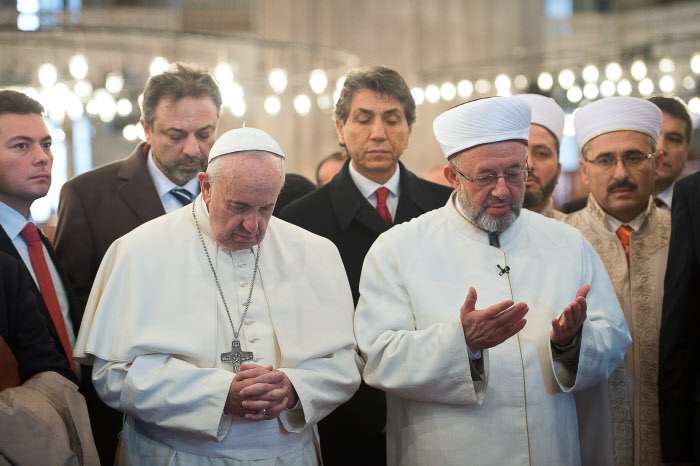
[616,224,633,260]
[20,223,76,372]
[375,187,393,225]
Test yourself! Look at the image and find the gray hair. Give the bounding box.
[334,65,415,126]
[141,63,222,127]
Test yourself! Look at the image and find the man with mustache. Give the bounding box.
[514,94,566,220]
[54,62,222,464]
[565,96,669,466]
[355,96,630,466]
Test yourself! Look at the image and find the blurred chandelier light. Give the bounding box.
[690,53,700,74]
[605,62,623,82]
[688,97,700,114]
[513,74,528,91]
[638,78,654,96]
[582,65,599,83]
[309,69,328,95]
[268,68,288,94]
[264,95,281,115]
[69,54,88,80]
[617,79,632,96]
[293,94,311,115]
[558,69,576,89]
[424,84,440,103]
[440,82,456,101]
[410,87,425,105]
[583,82,599,100]
[659,58,675,73]
[474,79,491,94]
[682,76,696,91]
[537,72,554,91]
[659,75,675,93]
[214,62,234,86]
[74,80,92,100]
[317,94,332,110]
[566,86,583,103]
[457,79,474,98]
[116,98,133,117]
[149,57,169,77]
[494,74,511,95]
[600,80,616,97]
[38,63,58,88]
[123,124,139,142]
[630,60,647,81]
[105,73,124,94]
[230,100,246,117]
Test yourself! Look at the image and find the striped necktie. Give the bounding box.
[170,188,194,206]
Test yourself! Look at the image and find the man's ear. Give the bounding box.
[141,117,152,144]
[335,119,346,146]
[443,162,459,190]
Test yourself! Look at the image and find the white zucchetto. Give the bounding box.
[514,93,565,145]
[573,96,662,149]
[433,96,531,159]
[208,127,286,163]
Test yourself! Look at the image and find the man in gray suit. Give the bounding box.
[54,62,221,464]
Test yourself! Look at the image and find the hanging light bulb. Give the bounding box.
[293,94,311,115]
[537,72,554,91]
[69,54,88,80]
[214,62,234,86]
[424,84,440,103]
[38,63,58,88]
[264,95,281,115]
[309,69,328,95]
[410,87,425,106]
[268,68,288,94]
[457,79,474,98]
[604,62,623,82]
[440,82,457,101]
[558,69,576,89]
[630,60,647,81]
[149,56,169,77]
[582,65,599,83]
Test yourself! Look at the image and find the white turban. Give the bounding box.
[433,96,531,159]
[514,93,565,145]
[573,96,662,149]
[208,127,286,163]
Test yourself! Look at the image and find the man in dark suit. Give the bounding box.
[0,90,80,378]
[54,63,221,464]
[279,65,452,466]
[659,170,700,465]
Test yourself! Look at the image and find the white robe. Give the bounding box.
[74,196,360,465]
[354,196,631,466]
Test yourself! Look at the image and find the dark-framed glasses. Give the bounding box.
[583,151,655,170]
[450,162,528,188]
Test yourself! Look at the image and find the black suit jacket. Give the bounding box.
[54,142,165,311]
[279,160,452,466]
[53,142,164,466]
[659,171,700,463]
[0,225,81,365]
[0,251,75,384]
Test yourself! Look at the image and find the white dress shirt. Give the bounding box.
[0,202,75,345]
[348,161,400,219]
[146,150,200,214]
[605,209,647,233]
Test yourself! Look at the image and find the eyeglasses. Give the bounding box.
[583,151,654,170]
[450,162,528,188]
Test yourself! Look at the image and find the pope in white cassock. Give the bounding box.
[74,127,360,465]
[354,96,632,466]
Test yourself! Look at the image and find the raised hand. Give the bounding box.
[551,284,589,346]
[460,287,528,351]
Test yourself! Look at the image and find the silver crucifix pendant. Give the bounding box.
[221,339,254,372]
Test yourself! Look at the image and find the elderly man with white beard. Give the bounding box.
[354,96,631,466]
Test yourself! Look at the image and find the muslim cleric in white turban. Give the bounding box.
[566,96,668,466]
[74,127,360,465]
[514,94,566,218]
[354,96,631,466]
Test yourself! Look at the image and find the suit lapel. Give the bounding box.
[40,232,83,330]
[0,227,22,262]
[329,162,388,234]
[116,143,165,223]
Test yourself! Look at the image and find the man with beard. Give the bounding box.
[354,96,630,466]
[54,62,221,464]
[648,96,693,210]
[564,96,668,466]
[515,93,565,219]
